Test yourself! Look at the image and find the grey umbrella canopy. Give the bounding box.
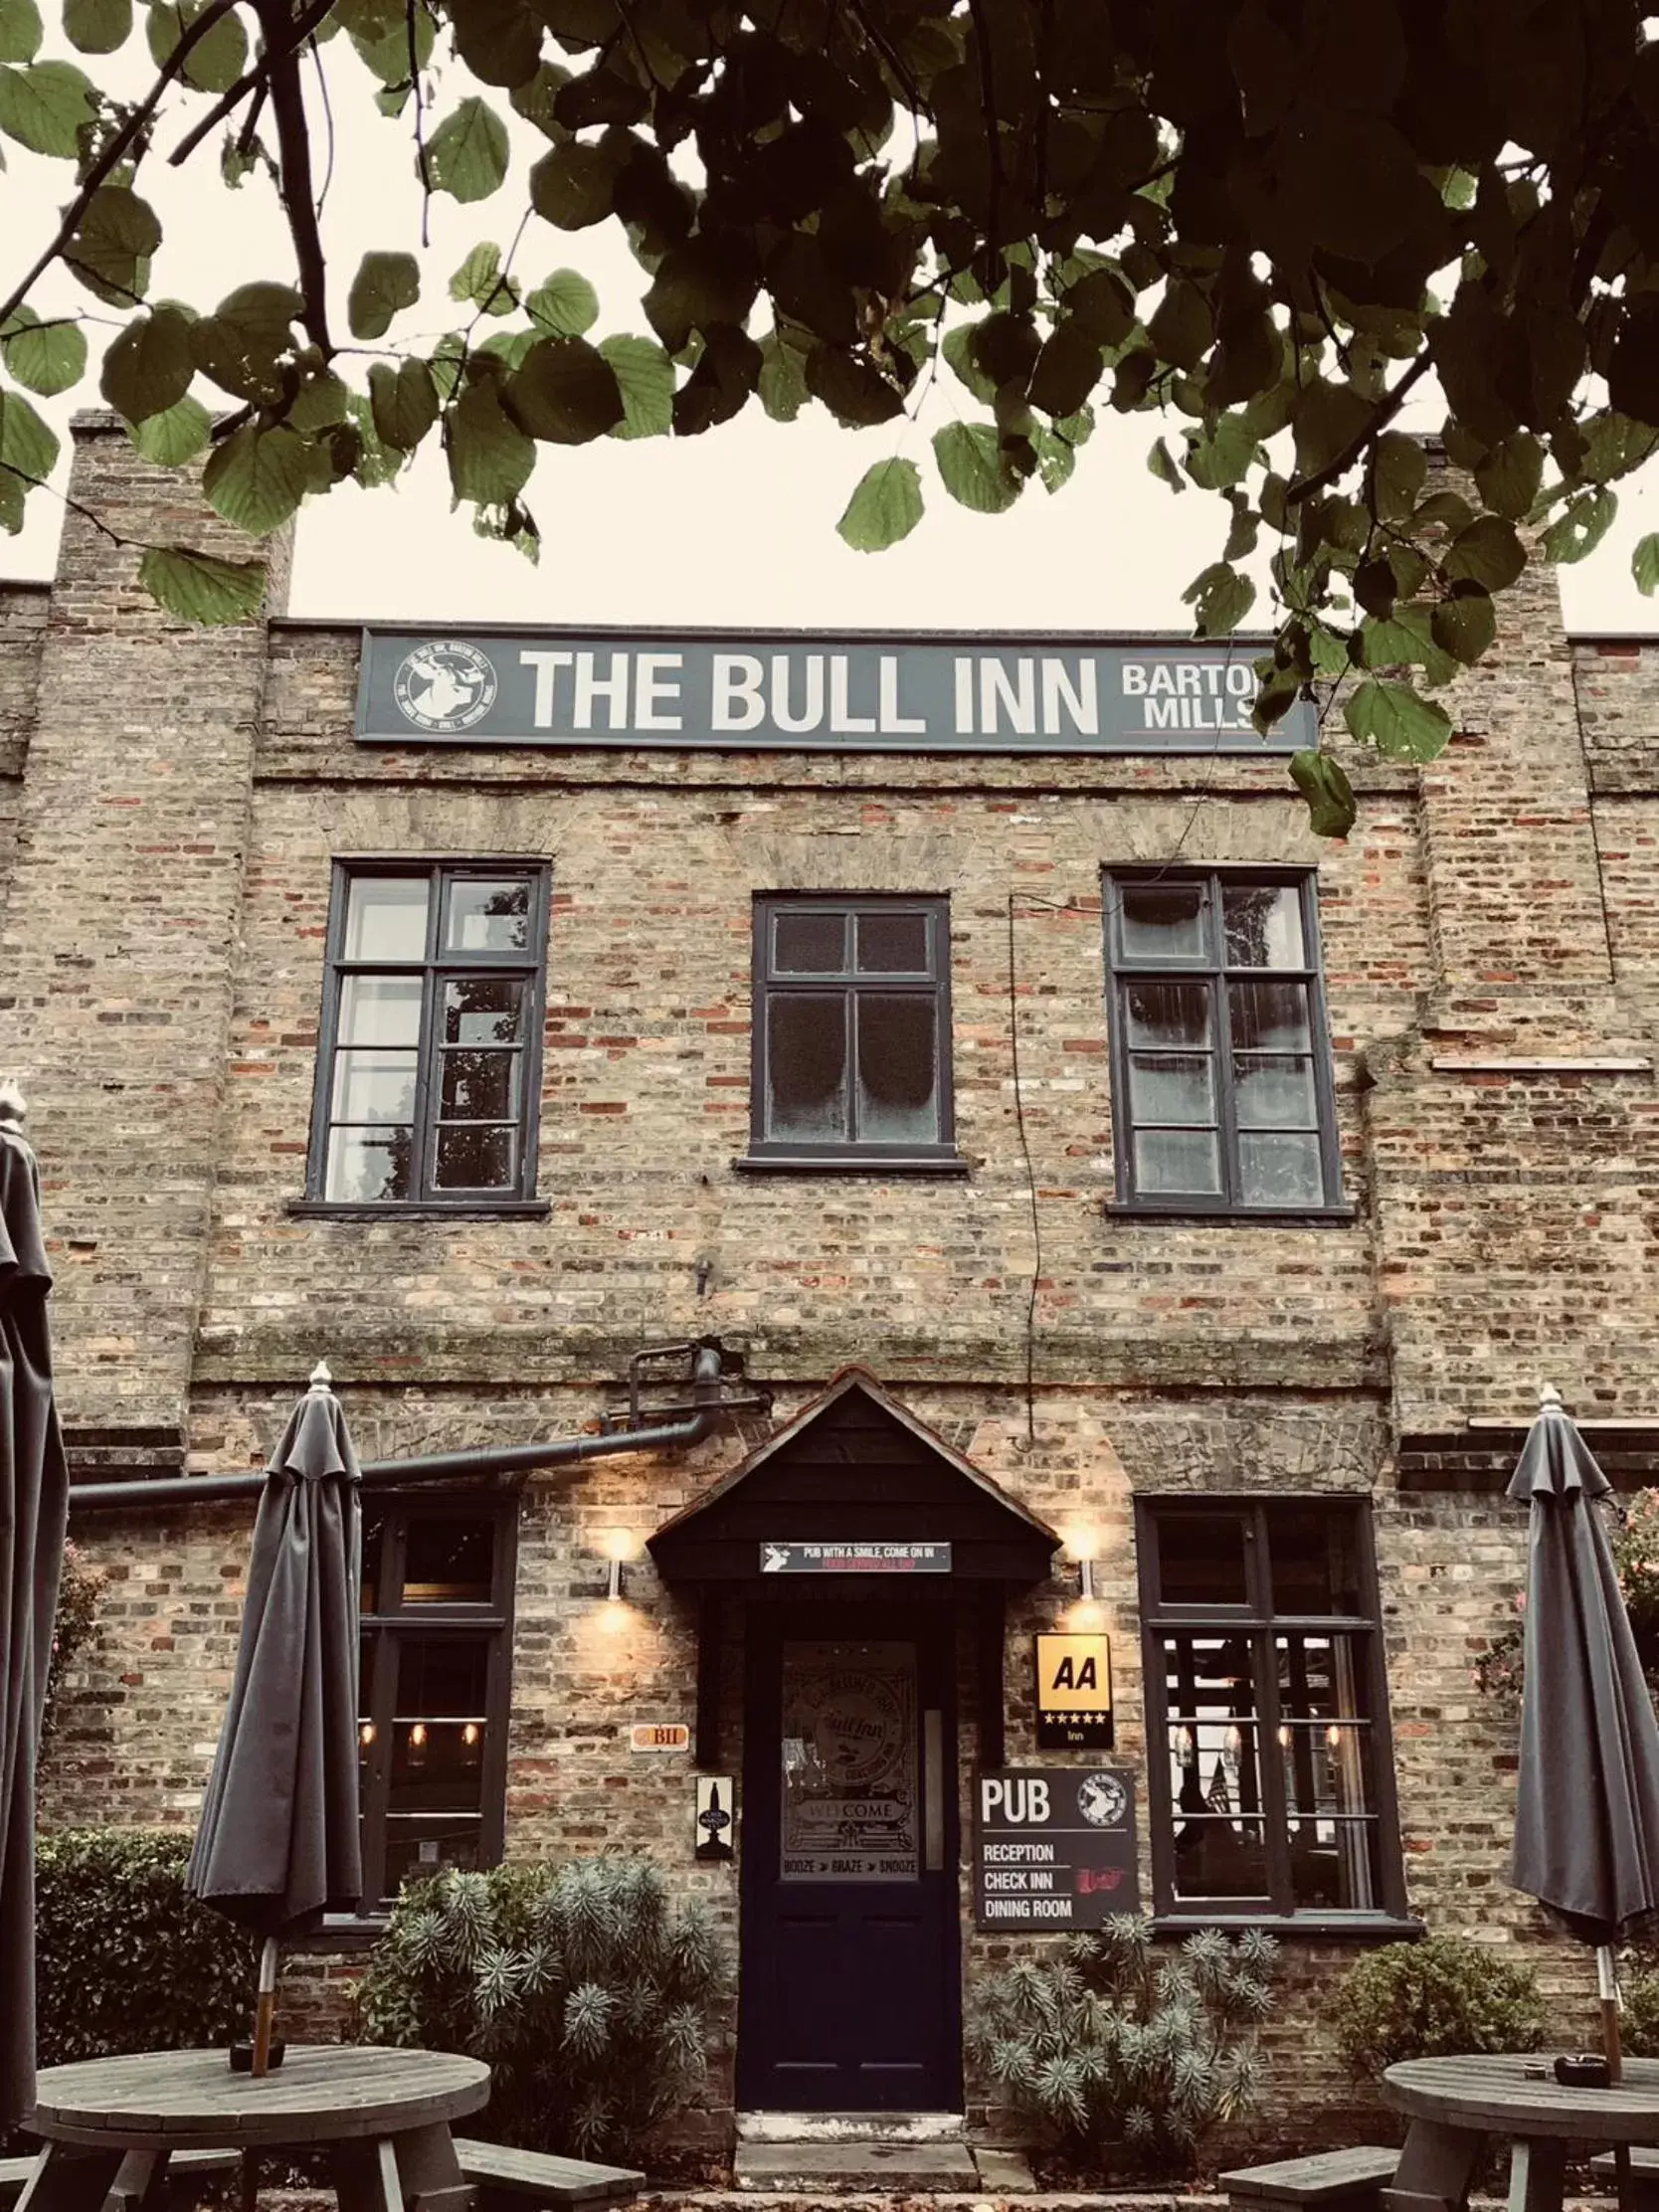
[0,1096,69,2132]
[1509,1390,1659,1954]
[187,1363,363,2070]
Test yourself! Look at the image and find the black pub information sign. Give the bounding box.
[974,1768,1140,1930]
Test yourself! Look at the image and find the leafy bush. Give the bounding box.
[1327,1936,1545,2083]
[967,1916,1276,2179]
[35,1829,256,2063]
[43,1542,106,1742]
[356,1858,726,2160]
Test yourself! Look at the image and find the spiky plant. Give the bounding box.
[356,1857,727,2161]
[968,1916,1278,2179]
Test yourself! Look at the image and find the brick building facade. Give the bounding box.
[6,414,1659,2148]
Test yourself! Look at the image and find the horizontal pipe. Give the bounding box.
[69,1347,741,1514]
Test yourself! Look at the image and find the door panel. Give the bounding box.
[739,1606,962,2112]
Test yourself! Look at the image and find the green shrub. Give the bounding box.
[1326,1936,1545,2082]
[42,1542,106,1743]
[1619,1967,1659,2056]
[356,1858,726,2161]
[967,1917,1276,2180]
[35,1829,256,2063]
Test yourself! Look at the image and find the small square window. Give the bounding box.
[309,861,548,1208]
[747,896,959,1167]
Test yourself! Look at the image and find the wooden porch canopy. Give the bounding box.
[647,1369,1058,1765]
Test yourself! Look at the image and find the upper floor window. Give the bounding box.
[1137,1497,1408,1929]
[744,895,962,1171]
[308,860,549,1207]
[357,1496,516,1909]
[1104,868,1342,1214]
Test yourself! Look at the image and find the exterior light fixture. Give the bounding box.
[1060,1529,1100,1605]
[408,1722,428,1750]
[603,1528,635,1602]
[358,1722,375,1749]
[461,1722,480,1748]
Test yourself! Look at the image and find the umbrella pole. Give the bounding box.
[1597,1947,1632,2212]
[251,1936,278,2079]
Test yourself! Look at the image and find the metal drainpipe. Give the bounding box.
[67,1344,732,1514]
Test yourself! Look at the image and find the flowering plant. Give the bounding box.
[1612,1489,1659,1651]
[43,1542,105,1743]
[1473,1590,1527,1711]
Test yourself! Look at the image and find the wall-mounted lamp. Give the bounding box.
[603,1529,635,1604]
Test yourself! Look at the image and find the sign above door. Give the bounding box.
[760,1541,953,1575]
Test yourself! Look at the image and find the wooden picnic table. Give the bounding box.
[18,2046,490,2212]
[1384,2053,1659,2212]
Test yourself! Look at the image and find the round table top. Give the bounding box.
[1385,2054,1659,2141]
[30,2045,491,2149]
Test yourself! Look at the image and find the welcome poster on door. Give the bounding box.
[780,1642,919,1881]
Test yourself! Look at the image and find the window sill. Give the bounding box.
[1103,1200,1357,1225]
[733,1153,972,1178]
[288,1913,390,1951]
[287,1199,552,1220]
[1150,1913,1422,1941]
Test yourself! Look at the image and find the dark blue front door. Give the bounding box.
[738,1606,962,2112]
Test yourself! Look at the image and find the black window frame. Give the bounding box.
[302,856,551,1214]
[1102,865,1346,1219]
[354,1492,517,1914]
[1136,1495,1413,1935]
[740,892,965,1174]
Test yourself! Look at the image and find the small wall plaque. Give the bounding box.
[695,1775,735,1861]
[630,1723,691,1751]
[1034,1632,1114,1750]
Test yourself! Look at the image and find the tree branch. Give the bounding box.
[168,0,339,167]
[0,0,245,339]
[1284,353,1434,506]
[256,0,332,352]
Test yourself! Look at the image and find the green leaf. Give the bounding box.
[137,544,266,625]
[0,0,42,65]
[1372,431,1427,522]
[99,304,192,420]
[836,457,923,552]
[598,333,672,440]
[1291,380,1373,480]
[1359,606,1457,686]
[1474,433,1543,519]
[805,346,903,428]
[447,375,534,504]
[475,327,536,371]
[348,250,419,341]
[0,59,96,155]
[528,137,618,229]
[757,330,809,422]
[1028,318,1104,420]
[1290,749,1357,838]
[1441,513,1527,591]
[933,421,1020,515]
[201,423,311,535]
[527,269,599,337]
[449,242,518,316]
[1633,533,1659,598]
[426,96,509,204]
[64,0,130,51]
[1183,560,1255,638]
[1031,425,1075,493]
[942,323,997,408]
[352,4,429,84]
[0,383,59,490]
[368,357,439,451]
[1344,676,1454,762]
[1184,413,1257,491]
[145,0,245,91]
[1542,486,1615,566]
[125,394,211,465]
[506,334,624,443]
[287,370,352,435]
[1431,590,1497,664]
[1,309,86,397]
[1147,436,1184,492]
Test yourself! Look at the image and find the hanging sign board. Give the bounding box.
[695,1775,735,1862]
[1034,1633,1114,1750]
[760,1542,952,1574]
[630,1723,690,1751]
[355,630,1312,756]
[974,1768,1140,1930]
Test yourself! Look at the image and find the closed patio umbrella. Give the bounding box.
[0,1091,69,2131]
[1509,1384,1659,2090]
[187,1363,363,2076]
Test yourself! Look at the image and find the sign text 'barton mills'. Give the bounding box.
[356,630,1313,756]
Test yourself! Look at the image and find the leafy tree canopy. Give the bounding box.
[6,0,1659,831]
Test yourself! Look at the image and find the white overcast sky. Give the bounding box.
[3,38,1658,633]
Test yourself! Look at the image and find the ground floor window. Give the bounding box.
[357,1495,515,1908]
[1135,1496,1407,1924]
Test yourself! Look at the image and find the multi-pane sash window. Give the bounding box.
[310,861,549,1205]
[748,896,958,1164]
[1104,869,1341,1213]
[1137,1499,1406,1925]
[356,1499,515,1910]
